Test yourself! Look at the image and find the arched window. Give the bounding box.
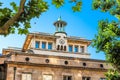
[61,45,63,50]
[57,45,60,50]
[64,46,66,51]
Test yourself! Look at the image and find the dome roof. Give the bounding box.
[53,17,67,27]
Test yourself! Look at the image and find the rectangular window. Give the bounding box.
[22,73,31,80]
[74,46,78,52]
[82,77,91,80]
[80,46,84,53]
[42,42,46,49]
[63,75,72,80]
[43,75,53,80]
[69,45,73,52]
[48,43,52,50]
[100,78,106,80]
[35,41,40,48]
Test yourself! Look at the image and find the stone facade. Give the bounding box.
[3,53,111,80]
[0,18,111,80]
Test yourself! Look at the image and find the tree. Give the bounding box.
[0,0,82,36]
[92,0,120,79]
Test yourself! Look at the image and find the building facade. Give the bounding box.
[0,18,112,80]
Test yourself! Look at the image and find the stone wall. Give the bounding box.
[8,53,111,69]
[6,63,106,80]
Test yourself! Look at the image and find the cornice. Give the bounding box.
[5,61,107,71]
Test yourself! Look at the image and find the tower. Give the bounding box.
[54,17,67,51]
[54,16,67,34]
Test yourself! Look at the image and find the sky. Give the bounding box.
[0,0,117,60]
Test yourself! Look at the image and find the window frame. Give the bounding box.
[48,42,52,50]
[63,75,72,80]
[22,73,32,80]
[80,46,85,53]
[35,41,40,48]
[42,42,46,49]
[74,45,78,52]
[43,74,53,80]
[69,45,73,52]
[82,76,91,80]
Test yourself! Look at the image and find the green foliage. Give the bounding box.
[0,0,82,35]
[106,69,120,80]
[72,1,82,12]
[92,0,120,20]
[10,2,18,12]
[92,20,120,71]
[0,8,12,27]
[52,0,82,12]
[0,0,49,35]
[0,2,2,6]
[52,0,64,8]
[92,0,120,78]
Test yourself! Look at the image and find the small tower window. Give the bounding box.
[35,41,40,48]
[57,23,59,27]
[60,23,62,27]
[42,42,46,49]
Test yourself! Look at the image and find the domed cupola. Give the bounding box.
[54,16,67,35]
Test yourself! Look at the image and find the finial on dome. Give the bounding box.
[58,16,61,21]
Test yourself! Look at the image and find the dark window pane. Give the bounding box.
[68,76,72,80]
[57,45,60,50]
[63,76,72,80]
[82,77,91,80]
[64,46,66,51]
[63,76,66,80]
[100,64,104,68]
[61,46,63,50]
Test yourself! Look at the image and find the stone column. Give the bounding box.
[31,39,35,48]
[46,42,48,49]
[78,45,80,53]
[40,41,42,49]
[84,45,87,53]
[73,45,74,52]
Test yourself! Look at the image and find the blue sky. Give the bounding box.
[0,0,117,60]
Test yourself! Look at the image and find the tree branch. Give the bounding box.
[0,0,26,35]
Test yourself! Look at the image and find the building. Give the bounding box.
[0,17,112,80]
